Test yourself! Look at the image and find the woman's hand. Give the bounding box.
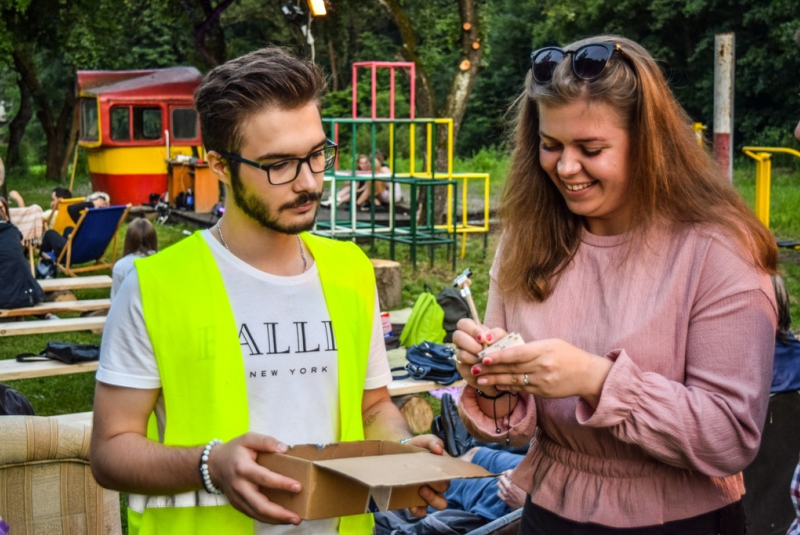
[476,339,612,408]
[452,318,508,395]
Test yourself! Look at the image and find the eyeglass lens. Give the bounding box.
[572,45,612,80]
[270,145,337,184]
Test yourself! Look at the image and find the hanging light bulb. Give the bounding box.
[307,0,327,17]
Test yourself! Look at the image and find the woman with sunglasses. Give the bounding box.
[453,35,777,534]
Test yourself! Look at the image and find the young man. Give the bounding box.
[90,47,446,535]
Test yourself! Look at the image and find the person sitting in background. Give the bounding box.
[7,187,72,228]
[374,149,404,205]
[0,196,44,309]
[39,191,109,259]
[111,218,158,301]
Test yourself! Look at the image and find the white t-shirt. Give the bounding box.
[97,230,392,534]
[110,252,147,301]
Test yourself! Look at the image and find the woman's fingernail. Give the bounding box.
[476,333,484,342]
[471,366,480,375]
[478,378,488,385]
[486,333,493,342]
[483,357,492,365]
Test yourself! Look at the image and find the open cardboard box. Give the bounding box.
[256,440,493,520]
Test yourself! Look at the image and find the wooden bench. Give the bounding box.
[0,316,106,337]
[0,298,111,318]
[0,355,461,396]
[38,275,112,293]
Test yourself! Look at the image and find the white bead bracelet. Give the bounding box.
[199,438,224,495]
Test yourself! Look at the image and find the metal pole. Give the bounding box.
[713,33,735,182]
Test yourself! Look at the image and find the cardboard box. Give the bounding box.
[256,440,493,520]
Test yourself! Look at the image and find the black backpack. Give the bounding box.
[0,382,35,415]
[437,288,472,342]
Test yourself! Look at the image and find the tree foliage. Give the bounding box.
[1,0,799,182]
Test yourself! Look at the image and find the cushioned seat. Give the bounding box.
[0,416,121,534]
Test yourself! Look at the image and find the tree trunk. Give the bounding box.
[7,78,33,170]
[379,0,484,224]
[392,394,434,434]
[13,49,76,182]
[180,0,235,67]
[327,37,339,91]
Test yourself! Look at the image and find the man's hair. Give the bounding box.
[123,217,158,257]
[194,47,326,161]
[499,34,777,302]
[53,187,71,200]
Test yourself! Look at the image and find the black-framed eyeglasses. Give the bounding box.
[220,141,338,185]
[531,42,622,84]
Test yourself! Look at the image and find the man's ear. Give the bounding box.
[207,151,231,186]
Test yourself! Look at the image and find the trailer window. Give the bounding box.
[134,107,162,140]
[172,108,198,140]
[79,98,99,142]
[110,106,130,141]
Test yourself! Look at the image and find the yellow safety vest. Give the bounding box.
[130,231,375,534]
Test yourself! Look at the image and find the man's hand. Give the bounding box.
[404,434,449,517]
[207,433,303,525]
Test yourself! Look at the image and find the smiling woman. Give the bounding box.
[452,34,780,534]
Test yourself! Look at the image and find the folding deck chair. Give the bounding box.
[49,196,85,233]
[53,204,130,277]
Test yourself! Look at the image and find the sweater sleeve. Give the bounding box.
[577,240,777,477]
[459,275,538,446]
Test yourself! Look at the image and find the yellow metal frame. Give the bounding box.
[742,146,800,228]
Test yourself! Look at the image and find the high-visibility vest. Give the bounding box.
[128,231,375,534]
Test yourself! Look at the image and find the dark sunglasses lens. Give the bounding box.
[532,49,564,83]
[573,45,612,80]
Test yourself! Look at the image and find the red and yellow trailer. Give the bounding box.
[77,67,205,206]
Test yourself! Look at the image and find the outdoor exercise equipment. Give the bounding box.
[742,146,800,229]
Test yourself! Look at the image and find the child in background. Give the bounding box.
[110,218,158,301]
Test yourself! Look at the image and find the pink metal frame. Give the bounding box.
[351,61,416,119]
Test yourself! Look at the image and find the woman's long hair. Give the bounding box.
[123,217,158,257]
[499,35,777,302]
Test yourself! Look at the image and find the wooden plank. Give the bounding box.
[0,317,105,337]
[38,275,112,293]
[387,377,465,397]
[0,358,99,381]
[0,299,111,318]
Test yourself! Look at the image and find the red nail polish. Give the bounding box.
[483,358,492,365]
[471,366,480,375]
[486,333,493,342]
[476,333,483,342]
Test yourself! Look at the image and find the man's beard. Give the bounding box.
[230,170,322,235]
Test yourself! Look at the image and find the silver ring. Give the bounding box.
[523,373,530,386]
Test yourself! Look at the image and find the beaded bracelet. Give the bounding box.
[199,438,224,495]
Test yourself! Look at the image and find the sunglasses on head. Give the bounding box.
[531,42,622,84]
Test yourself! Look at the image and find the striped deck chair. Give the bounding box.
[55,204,131,277]
[9,205,44,275]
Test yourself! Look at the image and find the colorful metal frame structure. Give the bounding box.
[314,60,490,268]
[743,146,800,228]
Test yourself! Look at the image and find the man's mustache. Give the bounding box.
[280,191,323,211]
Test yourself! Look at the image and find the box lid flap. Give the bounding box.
[313,452,492,487]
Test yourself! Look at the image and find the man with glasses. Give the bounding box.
[90,47,447,535]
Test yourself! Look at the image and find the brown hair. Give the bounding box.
[123,218,158,257]
[194,46,326,177]
[499,35,777,302]
[0,196,8,222]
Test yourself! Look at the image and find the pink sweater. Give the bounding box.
[460,222,777,528]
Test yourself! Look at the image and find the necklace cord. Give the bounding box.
[215,220,307,272]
